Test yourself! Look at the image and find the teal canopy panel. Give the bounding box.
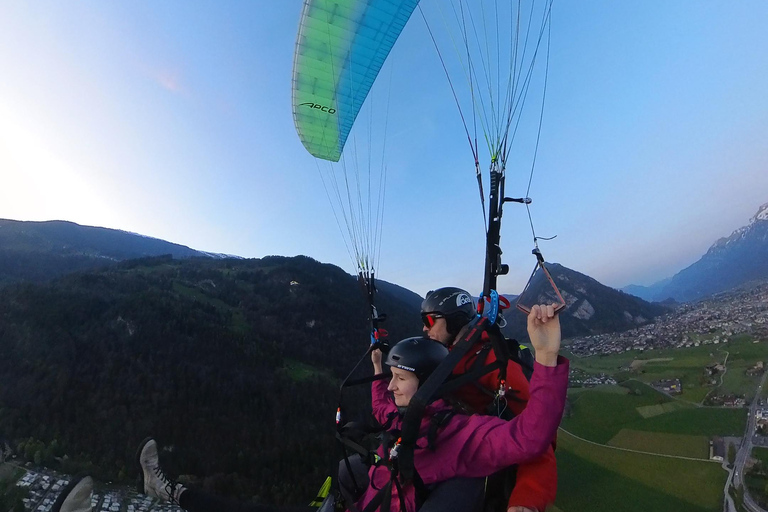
[292,0,419,162]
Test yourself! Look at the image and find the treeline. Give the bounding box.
[0,255,421,505]
[0,250,113,286]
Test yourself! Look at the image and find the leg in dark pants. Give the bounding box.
[338,454,370,502]
[419,477,485,512]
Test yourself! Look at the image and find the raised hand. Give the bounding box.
[527,303,561,367]
[371,347,383,375]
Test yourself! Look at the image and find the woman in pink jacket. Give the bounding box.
[53,306,566,512]
[357,304,568,512]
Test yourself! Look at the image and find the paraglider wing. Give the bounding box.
[292,0,419,162]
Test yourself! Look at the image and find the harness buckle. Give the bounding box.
[389,438,402,460]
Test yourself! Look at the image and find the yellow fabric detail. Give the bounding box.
[309,476,333,507]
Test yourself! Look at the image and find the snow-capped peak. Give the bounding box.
[750,202,768,224]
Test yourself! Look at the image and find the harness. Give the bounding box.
[332,305,535,512]
[395,316,535,512]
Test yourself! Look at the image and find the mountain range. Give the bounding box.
[0,219,232,286]
[0,213,755,505]
[623,202,768,302]
[0,218,667,341]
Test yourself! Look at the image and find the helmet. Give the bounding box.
[385,337,449,382]
[421,287,476,335]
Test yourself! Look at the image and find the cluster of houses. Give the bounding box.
[16,471,70,512]
[566,282,768,357]
[755,401,768,438]
[746,361,765,376]
[705,393,747,407]
[568,367,617,387]
[14,468,182,512]
[651,378,682,395]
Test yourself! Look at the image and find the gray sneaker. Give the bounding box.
[52,476,93,512]
[137,438,185,505]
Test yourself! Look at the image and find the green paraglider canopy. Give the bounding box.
[292,0,419,162]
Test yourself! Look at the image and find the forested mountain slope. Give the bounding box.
[0,255,419,504]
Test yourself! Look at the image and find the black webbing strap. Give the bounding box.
[342,372,391,388]
[343,477,391,512]
[344,430,409,512]
[485,324,511,384]
[426,410,456,451]
[336,433,371,462]
[396,315,491,483]
[434,344,502,399]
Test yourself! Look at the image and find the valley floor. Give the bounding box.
[5,463,182,512]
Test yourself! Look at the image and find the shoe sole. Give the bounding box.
[135,437,154,494]
[51,475,90,512]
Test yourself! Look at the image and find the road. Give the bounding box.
[727,370,768,512]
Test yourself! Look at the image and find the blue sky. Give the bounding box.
[1,1,767,297]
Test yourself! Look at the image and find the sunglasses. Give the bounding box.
[421,313,445,328]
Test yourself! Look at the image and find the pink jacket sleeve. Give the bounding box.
[371,378,398,426]
[418,357,569,484]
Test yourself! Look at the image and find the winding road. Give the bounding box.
[726,369,768,512]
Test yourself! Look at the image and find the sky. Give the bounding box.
[1,1,767,297]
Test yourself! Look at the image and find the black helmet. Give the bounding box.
[385,337,449,382]
[421,287,476,335]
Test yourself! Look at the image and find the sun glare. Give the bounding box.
[0,101,117,226]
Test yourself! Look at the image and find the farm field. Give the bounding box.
[567,384,627,396]
[566,336,765,403]
[635,400,692,419]
[567,342,723,400]
[556,430,726,511]
[607,429,709,459]
[720,365,762,399]
[562,381,667,443]
[752,447,768,465]
[628,406,746,436]
[556,327,765,510]
[744,449,768,511]
[562,382,747,442]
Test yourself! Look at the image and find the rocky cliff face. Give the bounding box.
[502,263,668,340]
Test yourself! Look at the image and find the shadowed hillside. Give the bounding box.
[0,255,419,505]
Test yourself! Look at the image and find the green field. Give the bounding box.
[607,429,709,458]
[563,350,639,373]
[628,407,746,436]
[563,382,747,442]
[567,337,766,407]
[554,449,718,512]
[718,340,765,399]
[555,339,762,510]
[747,447,768,507]
[636,401,692,418]
[720,366,762,399]
[567,343,726,402]
[568,384,628,396]
[753,447,768,465]
[556,430,725,511]
[562,381,672,443]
